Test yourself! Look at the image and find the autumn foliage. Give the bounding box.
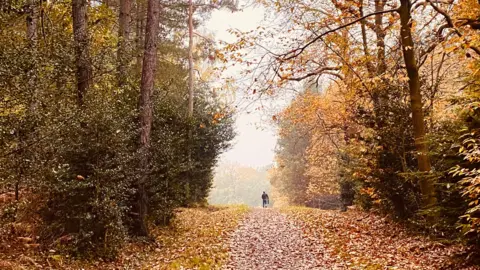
[219,0,480,249]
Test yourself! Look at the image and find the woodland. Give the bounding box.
[1,0,236,259]
[1,0,480,268]
[254,0,480,248]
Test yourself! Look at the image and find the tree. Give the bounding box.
[14,0,40,201]
[136,0,160,236]
[118,0,132,86]
[398,0,436,207]
[72,0,91,106]
[135,0,145,72]
[26,0,37,43]
[188,0,194,117]
[184,0,238,117]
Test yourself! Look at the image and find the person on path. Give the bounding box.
[261,191,269,208]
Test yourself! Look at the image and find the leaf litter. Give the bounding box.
[2,205,479,269]
[224,208,329,270]
[282,207,480,270]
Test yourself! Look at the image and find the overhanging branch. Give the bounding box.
[427,0,480,55]
[274,66,342,81]
[277,8,399,61]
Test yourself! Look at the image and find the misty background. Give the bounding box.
[204,5,278,206]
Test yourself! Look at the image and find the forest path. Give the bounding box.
[222,207,478,270]
[223,208,331,270]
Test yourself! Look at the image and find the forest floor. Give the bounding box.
[1,205,479,269]
[224,207,478,270]
[0,205,249,270]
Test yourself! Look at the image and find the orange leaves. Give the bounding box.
[140,206,249,269]
[280,90,345,133]
[359,187,378,200]
[273,89,347,197]
[454,0,480,22]
[226,209,325,268]
[214,50,226,63]
[282,207,472,269]
[211,112,225,125]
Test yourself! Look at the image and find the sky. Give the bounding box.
[204,6,278,168]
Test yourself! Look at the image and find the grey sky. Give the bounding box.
[205,6,277,168]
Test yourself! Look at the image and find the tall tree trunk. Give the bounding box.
[16,0,39,201]
[118,0,132,87]
[359,0,374,75]
[186,0,195,197]
[187,0,194,117]
[375,0,387,75]
[26,0,38,111]
[372,0,387,128]
[26,0,37,44]
[399,0,436,207]
[135,0,145,73]
[136,0,159,236]
[72,0,91,106]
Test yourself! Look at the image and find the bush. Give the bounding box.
[451,127,480,245]
[147,93,235,225]
[39,105,134,258]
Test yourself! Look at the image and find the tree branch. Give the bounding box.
[427,0,480,55]
[278,8,399,61]
[274,66,342,82]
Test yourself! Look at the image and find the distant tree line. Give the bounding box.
[209,162,272,207]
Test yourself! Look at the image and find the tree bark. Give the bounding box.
[187,0,194,117]
[136,0,159,236]
[72,0,91,106]
[26,0,39,112]
[118,0,132,87]
[359,0,374,75]
[399,0,436,207]
[135,0,145,73]
[372,0,387,128]
[375,0,387,75]
[26,0,37,44]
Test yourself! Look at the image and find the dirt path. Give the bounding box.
[223,208,331,270]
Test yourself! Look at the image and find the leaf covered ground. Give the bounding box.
[224,208,323,269]
[141,205,249,269]
[281,207,479,270]
[0,205,249,270]
[1,205,479,269]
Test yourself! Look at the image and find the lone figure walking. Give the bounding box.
[261,191,269,208]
